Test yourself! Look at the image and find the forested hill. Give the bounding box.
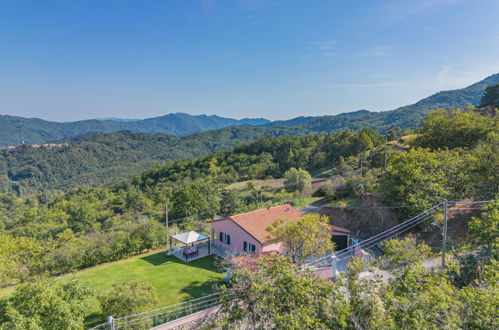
[0,126,299,195]
[1,74,498,148]
[268,73,499,131]
[0,113,270,148]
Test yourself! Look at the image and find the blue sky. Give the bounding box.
[1,0,498,121]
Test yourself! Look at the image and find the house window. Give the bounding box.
[243,241,256,253]
[220,232,231,245]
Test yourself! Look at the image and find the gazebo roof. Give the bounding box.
[171,231,209,245]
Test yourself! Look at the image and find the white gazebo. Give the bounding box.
[169,231,211,261]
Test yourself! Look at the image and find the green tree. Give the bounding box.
[459,259,499,329]
[220,254,349,329]
[0,234,42,285]
[0,277,93,330]
[267,213,334,265]
[469,201,499,258]
[67,201,99,233]
[220,189,246,216]
[382,264,463,329]
[381,236,431,268]
[283,168,312,193]
[379,238,463,329]
[345,258,394,329]
[380,148,474,216]
[98,280,159,318]
[479,82,499,108]
[413,109,497,150]
[170,181,219,220]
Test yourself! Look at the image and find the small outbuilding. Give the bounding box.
[169,231,210,261]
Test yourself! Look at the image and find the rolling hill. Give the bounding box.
[0,126,299,195]
[0,113,270,148]
[269,73,499,132]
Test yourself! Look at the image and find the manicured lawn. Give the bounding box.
[0,249,224,326]
[72,250,224,307]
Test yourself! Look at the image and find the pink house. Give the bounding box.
[210,204,303,255]
[209,204,351,255]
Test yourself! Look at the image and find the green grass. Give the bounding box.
[293,196,323,208]
[1,250,225,326]
[323,197,360,207]
[77,250,224,326]
[311,165,336,178]
[72,251,224,307]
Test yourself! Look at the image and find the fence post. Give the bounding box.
[107,316,115,330]
[331,255,338,281]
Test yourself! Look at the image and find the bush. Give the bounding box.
[283,168,312,193]
[312,184,330,197]
[98,280,159,318]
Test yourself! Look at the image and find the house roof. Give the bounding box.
[171,231,209,245]
[211,204,352,244]
[226,204,303,244]
[330,225,351,234]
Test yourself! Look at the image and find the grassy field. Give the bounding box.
[75,250,223,305]
[1,250,225,325]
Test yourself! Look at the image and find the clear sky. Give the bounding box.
[1,0,498,121]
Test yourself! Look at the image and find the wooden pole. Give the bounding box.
[165,204,171,245]
[442,201,448,268]
[360,152,364,176]
[384,135,388,171]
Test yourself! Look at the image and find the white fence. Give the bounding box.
[90,293,223,330]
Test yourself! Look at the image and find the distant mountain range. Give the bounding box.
[0,113,270,147]
[1,73,498,148]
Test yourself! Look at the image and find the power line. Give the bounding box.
[322,205,419,209]
[305,205,440,267]
[306,199,496,269]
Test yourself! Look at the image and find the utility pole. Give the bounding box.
[441,200,448,268]
[359,152,364,176]
[165,204,169,237]
[384,135,388,171]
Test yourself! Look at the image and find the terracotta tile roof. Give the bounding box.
[229,204,303,244]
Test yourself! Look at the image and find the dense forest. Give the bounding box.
[0,126,302,195]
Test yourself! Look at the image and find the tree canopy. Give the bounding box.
[98,280,159,318]
[0,277,94,330]
[479,82,499,108]
[283,168,312,193]
[220,254,349,329]
[267,213,334,265]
